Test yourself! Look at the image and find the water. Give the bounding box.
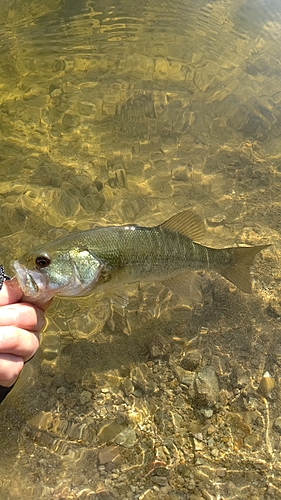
[0,0,280,498]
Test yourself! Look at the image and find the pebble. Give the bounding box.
[216,468,226,477]
[202,409,214,418]
[173,365,196,387]
[194,366,219,408]
[267,300,281,318]
[274,416,281,434]
[121,378,134,396]
[98,445,121,465]
[172,166,190,181]
[194,432,203,441]
[80,390,92,405]
[202,490,213,500]
[97,422,124,444]
[114,428,137,448]
[180,349,201,371]
[258,372,275,398]
[210,448,219,458]
[151,476,167,486]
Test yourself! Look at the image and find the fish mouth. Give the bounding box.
[13,261,35,291]
[13,261,50,302]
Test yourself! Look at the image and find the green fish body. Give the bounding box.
[13,210,269,304]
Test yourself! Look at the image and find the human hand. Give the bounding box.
[0,278,50,388]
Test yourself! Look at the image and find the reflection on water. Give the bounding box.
[0,0,281,498]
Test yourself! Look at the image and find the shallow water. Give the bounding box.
[0,0,281,498]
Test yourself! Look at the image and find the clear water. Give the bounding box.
[0,0,281,498]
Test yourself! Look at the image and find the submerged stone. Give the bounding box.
[194,366,219,409]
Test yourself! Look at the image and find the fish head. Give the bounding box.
[12,244,103,303]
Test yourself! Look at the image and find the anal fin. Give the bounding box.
[161,271,202,306]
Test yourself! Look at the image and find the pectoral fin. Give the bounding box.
[106,288,130,308]
[100,282,139,309]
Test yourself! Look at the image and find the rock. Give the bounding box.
[202,409,213,418]
[114,428,137,448]
[194,366,219,409]
[180,349,201,371]
[266,299,281,318]
[97,422,124,444]
[98,445,121,465]
[274,416,281,434]
[131,363,156,393]
[121,377,134,396]
[151,475,168,486]
[173,365,196,387]
[210,448,219,457]
[80,390,92,405]
[258,372,275,398]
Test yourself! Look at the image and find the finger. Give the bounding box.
[0,278,53,311]
[0,303,46,332]
[0,326,40,361]
[0,278,23,306]
[0,353,24,387]
[32,298,53,311]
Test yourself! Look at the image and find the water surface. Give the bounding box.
[0,1,281,499]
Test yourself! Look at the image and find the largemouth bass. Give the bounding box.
[13,210,269,304]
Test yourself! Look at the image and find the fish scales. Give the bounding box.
[73,226,189,281]
[64,226,220,281]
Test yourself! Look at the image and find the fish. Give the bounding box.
[12,209,269,305]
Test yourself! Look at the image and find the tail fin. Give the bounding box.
[220,244,270,293]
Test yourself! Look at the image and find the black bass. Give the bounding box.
[12,210,269,304]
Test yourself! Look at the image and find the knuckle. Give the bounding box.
[0,356,24,386]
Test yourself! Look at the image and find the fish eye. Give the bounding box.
[35,255,51,268]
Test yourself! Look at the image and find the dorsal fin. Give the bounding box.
[160,209,206,242]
